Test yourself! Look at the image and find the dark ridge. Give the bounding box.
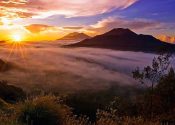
[66,28,175,53]
[103,28,137,36]
[0,81,26,103]
[58,32,91,41]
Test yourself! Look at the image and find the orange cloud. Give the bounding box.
[157,35,175,44]
[0,0,35,18]
[25,24,56,33]
[21,24,72,41]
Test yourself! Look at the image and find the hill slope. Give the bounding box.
[67,28,175,53]
[58,32,90,41]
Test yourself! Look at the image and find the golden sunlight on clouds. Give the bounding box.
[0,18,28,41]
[1,0,159,42]
[0,16,170,42]
[0,0,138,19]
[25,24,56,34]
[1,18,12,26]
[157,35,175,44]
[24,24,69,41]
[0,18,65,41]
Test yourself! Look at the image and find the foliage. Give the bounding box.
[95,98,120,125]
[132,53,172,86]
[132,53,173,118]
[64,85,143,121]
[17,96,70,125]
[154,68,175,118]
[0,95,166,125]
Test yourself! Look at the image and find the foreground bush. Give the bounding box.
[17,96,69,125]
[0,95,163,125]
[0,117,22,125]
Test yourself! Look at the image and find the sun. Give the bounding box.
[12,34,22,42]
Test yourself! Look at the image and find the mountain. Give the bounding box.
[67,28,175,53]
[58,32,90,41]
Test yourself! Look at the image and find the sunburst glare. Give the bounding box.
[11,34,22,42]
[4,33,29,63]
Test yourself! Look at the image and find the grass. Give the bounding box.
[0,95,163,125]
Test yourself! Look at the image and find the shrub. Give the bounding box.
[17,96,69,125]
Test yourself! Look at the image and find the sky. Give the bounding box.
[0,0,175,41]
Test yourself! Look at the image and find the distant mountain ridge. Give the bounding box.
[58,32,90,41]
[67,28,175,53]
[102,28,137,36]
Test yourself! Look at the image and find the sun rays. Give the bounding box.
[3,33,29,66]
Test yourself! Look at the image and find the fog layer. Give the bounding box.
[0,41,156,92]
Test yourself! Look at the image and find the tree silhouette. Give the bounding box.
[132,53,173,118]
[155,67,175,115]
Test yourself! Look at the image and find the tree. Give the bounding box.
[132,53,173,118]
[155,67,175,115]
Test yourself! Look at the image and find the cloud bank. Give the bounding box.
[0,42,156,91]
[25,24,57,33]
[87,17,163,35]
[0,0,138,18]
